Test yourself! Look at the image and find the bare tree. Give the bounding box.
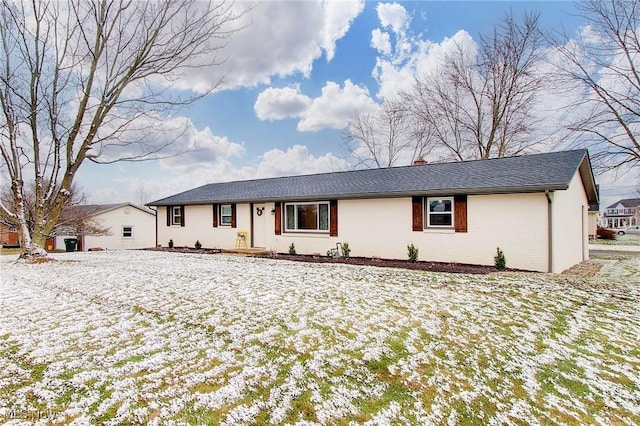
[134,182,150,208]
[0,0,243,259]
[404,11,548,161]
[55,204,111,240]
[553,0,640,171]
[0,180,110,243]
[343,100,434,168]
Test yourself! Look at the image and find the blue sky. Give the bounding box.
[76,1,637,209]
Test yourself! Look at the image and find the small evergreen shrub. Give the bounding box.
[168,239,174,248]
[494,247,506,270]
[341,242,351,258]
[407,243,419,263]
[288,242,296,255]
[596,226,616,240]
[194,240,202,250]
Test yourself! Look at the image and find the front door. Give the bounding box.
[252,204,267,248]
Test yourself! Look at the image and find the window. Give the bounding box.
[220,204,232,225]
[412,195,467,232]
[171,206,182,226]
[212,203,236,228]
[122,226,133,238]
[284,202,330,232]
[427,197,453,227]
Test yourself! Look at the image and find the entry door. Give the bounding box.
[253,204,267,248]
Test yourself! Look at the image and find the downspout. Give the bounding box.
[151,206,158,248]
[545,190,553,273]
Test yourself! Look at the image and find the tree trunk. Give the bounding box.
[18,223,48,260]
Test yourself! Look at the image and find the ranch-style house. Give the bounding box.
[148,149,598,273]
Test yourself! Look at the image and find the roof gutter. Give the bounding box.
[545,190,553,273]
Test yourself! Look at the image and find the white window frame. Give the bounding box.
[426,197,454,228]
[122,226,133,238]
[220,204,232,226]
[284,201,330,233]
[171,206,182,226]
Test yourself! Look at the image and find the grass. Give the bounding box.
[0,247,20,256]
[590,234,640,246]
[0,250,639,425]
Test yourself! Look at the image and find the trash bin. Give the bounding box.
[64,238,78,252]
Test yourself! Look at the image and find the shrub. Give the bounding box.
[194,240,202,250]
[341,242,351,258]
[407,243,419,263]
[494,247,506,270]
[597,226,616,240]
[288,242,296,255]
[168,239,174,248]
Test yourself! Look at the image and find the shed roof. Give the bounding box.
[149,150,598,206]
[70,203,155,217]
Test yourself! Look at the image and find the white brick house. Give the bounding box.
[149,150,598,273]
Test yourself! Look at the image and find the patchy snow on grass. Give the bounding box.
[1,250,639,425]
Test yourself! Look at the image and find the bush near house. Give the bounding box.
[494,247,507,270]
[407,243,419,263]
[596,226,616,240]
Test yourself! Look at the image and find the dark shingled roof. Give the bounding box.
[606,198,640,209]
[149,150,598,206]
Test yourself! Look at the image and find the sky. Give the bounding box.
[73,0,639,210]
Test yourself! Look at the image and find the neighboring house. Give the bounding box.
[601,198,640,229]
[0,221,19,247]
[53,203,156,251]
[148,150,598,273]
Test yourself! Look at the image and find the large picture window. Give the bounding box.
[427,197,453,227]
[285,202,330,232]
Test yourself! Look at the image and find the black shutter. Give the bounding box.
[166,206,171,226]
[180,206,185,227]
[212,204,218,227]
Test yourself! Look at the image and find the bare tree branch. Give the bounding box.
[403,10,548,161]
[343,100,434,168]
[0,0,245,259]
[552,0,640,171]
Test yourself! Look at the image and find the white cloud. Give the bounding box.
[157,120,245,170]
[248,145,348,177]
[111,144,348,204]
[255,80,378,132]
[371,29,391,55]
[376,2,409,35]
[321,0,366,61]
[372,29,475,100]
[172,0,365,93]
[297,80,378,131]
[254,86,312,121]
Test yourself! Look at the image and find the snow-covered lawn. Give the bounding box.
[1,251,639,425]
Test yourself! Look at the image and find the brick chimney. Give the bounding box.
[413,157,427,165]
